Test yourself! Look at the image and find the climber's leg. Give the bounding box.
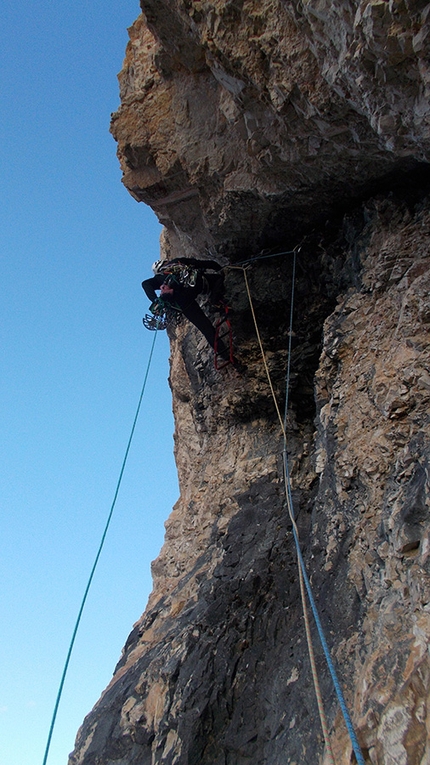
[179,299,229,358]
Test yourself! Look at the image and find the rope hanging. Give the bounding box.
[42,252,366,765]
[42,328,159,765]
[240,252,365,765]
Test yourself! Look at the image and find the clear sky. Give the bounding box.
[0,3,178,764]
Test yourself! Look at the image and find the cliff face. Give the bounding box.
[70,2,430,764]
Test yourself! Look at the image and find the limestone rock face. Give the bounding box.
[70,3,430,764]
[111,0,430,258]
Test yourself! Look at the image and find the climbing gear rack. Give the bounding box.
[159,262,199,288]
[142,301,183,331]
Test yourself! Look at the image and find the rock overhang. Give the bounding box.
[69,4,430,764]
[111,0,430,260]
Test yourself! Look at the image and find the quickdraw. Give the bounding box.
[142,299,183,331]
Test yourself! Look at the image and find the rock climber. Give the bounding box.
[141,257,237,366]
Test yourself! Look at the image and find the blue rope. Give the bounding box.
[283,248,297,432]
[283,455,365,765]
[282,250,365,765]
[42,328,159,765]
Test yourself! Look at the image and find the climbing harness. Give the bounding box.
[143,261,220,333]
[143,270,236,370]
[214,305,234,369]
[237,248,365,765]
[41,328,160,765]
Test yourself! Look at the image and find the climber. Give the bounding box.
[141,257,237,366]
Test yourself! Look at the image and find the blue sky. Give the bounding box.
[0,3,178,764]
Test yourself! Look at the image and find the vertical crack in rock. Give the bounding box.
[70,3,430,764]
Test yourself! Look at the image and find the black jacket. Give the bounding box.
[141,258,222,303]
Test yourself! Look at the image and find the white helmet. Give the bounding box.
[152,260,163,274]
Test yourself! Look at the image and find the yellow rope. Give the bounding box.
[241,264,336,765]
[242,268,285,434]
[283,457,336,765]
